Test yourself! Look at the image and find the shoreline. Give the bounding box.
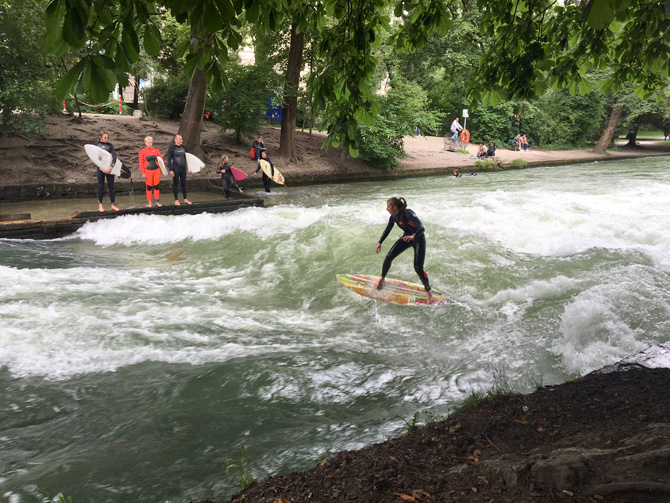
[2,146,668,203]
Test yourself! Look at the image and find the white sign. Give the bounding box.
[462,109,469,118]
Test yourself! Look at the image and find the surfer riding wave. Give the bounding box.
[375,197,435,304]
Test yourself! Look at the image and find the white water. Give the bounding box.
[1,157,670,502]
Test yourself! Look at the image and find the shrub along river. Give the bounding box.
[1,157,670,502]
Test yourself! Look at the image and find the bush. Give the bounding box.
[359,76,442,169]
[359,121,407,169]
[142,75,190,120]
[0,81,60,137]
[208,63,284,142]
[511,158,528,169]
[474,159,499,170]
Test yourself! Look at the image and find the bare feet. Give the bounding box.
[184,199,192,205]
[174,200,180,206]
[374,277,385,290]
[146,203,152,208]
[426,290,435,304]
[111,204,119,212]
[98,203,104,213]
[156,202,163,207]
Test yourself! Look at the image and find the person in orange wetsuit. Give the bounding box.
[138,136,164,207]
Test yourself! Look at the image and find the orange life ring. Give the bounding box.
[460,129,470,144]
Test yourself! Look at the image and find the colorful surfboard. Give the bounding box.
[259,159,285,186]
[336,274,447,306]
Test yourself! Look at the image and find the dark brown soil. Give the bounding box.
[221,364,670,503]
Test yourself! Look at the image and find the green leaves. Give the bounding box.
[55,60,85,102]
[143,23,162,57]
[586,0,614,31]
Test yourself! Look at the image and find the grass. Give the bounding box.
[511,158,528,169]
[225,445,256,489]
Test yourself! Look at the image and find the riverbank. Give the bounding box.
[228,350,670,503]
[1,113,669,204]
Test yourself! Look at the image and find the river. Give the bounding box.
[1,157,670,502]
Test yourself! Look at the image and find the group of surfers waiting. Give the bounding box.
[93,132,277,212]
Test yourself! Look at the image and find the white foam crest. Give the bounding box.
[552,287,648,375]
[74,205,342,246]
[486,275,583,305]
[428,186,670,264]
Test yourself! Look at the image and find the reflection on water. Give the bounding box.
[1,157,670,502]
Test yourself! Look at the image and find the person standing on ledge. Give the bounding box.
[94,131,120,213]
[374,197,434,303]
[166,134,191,206]
[216,155,243,199]
[254,150,274,193]
[138,136,164,208]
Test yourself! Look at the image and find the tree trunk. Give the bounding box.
[133,75,140,110]
[278,23,305,162]
[625,125,639,147]
[593,105,623,154]
[178,68,207,158]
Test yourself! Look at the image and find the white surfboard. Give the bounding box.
[259,159,285,185]
[156,156,168,176]
[185,152,204,173]
[85,144,121,176]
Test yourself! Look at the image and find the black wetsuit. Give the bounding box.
[95,141,117,204]
[217,163,240,198]
[378,209,431,292]
[254,157,274,193]
[166,144,188,200]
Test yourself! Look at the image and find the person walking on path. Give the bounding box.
[166,134,192,206]
[94,131,120,213]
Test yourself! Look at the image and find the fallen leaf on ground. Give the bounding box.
[449,423,461,434]
[392,492,417,502]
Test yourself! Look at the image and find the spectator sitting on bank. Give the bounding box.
[520,134,529,150]
[486,142,497,157]
[477,143,487,159]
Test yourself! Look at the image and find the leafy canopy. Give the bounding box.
[44,0,453,152]
[473,0,670,104]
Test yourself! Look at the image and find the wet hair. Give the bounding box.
[387,197,408,220]
[99,131,109,140]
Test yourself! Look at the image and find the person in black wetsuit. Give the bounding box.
[95,131,120,213]
[375,196,434,303]
[254,151,274,193]
[216,155,243,199]
[166,134,191,206]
